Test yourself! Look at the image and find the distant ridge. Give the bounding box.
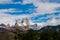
[38,25,60,32]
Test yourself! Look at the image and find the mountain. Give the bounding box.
[0,28,11,32]
[38,25,60,32]
[0,23,6,27]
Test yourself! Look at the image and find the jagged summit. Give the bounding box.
[0,17,40,31]
[0,23,6,27]
[1,17,56,32]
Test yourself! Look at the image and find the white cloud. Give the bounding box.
[0,14,14,25]
[32,13,60,27]
[0,0,60,26]
[0,8,60,27]
[22,0,60,26]
[36,3,60,13]
[0,8,32,25]
[43,14,60,26]
[0,0,60,13]
[0,0,12,4]
[0,0,23,4]
[23,0,60,13]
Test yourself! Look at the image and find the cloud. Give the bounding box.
[0,0,12,4]
[0,0,22,4]
[0,8,60,27]
[22,0,60,26]
[0,8,32,25]
[0,0,60,27]
[31,12,60,26]
[23,0,60,13]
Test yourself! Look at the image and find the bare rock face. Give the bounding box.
[0,23,6,27]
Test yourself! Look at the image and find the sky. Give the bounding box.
[0,0,60,26]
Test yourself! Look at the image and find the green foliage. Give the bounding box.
[0,25,60,40]
[0,32,14,40]
[13,29,60,40]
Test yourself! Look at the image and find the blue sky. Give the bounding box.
[0,0,60,26]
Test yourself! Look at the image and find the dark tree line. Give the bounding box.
[0,25,60,40]
[13,28,60,40]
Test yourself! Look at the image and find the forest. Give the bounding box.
[0,25,60,40]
